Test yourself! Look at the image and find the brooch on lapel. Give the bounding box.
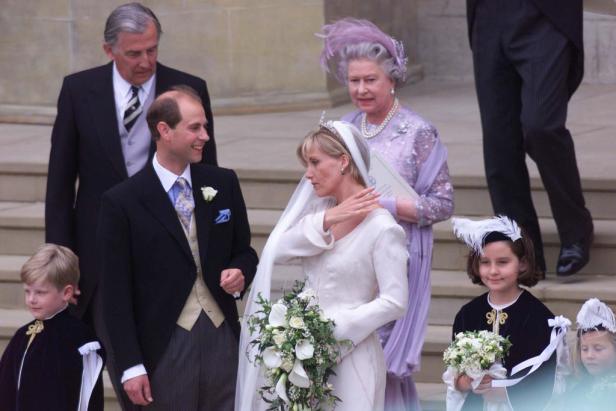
[215,209,231,224]
[201,186,218,202]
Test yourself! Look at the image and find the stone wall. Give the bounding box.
[416,0,616,83]
[0,0,419,115]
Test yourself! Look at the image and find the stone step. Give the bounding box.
[0,306,451,386]
[430,216,616,276]
[0,255,27,309]
[414,324,452,384]
[0,303,445,409]
[429,270,616,326]
[1,201,615,271]
[2,161,616,221]
[100,376,447,411]
[0,201,616,274]
[4,252,612,325]
[249,210,616,276]
[239,170,616,221]
[0,202,44,255]
[417,383,447,411]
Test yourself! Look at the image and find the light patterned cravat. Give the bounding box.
[174,177,194,231]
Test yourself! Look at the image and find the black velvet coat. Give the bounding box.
[453,290,556,411]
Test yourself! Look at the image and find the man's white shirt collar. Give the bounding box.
[112,62,155,111]
[152,153,192,192]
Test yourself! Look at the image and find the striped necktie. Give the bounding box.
[123,86,142,132]
[174,177,194,231]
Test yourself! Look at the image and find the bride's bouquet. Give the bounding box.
[246,281,346,411]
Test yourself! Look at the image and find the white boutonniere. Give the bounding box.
[201,186,218,202]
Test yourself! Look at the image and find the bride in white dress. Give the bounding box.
[235,121,409,411]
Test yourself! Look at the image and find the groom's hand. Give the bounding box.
[220,268,245,295]
[124,375,153,406]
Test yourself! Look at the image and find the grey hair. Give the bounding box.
[104,2,162,48]
[338,42,404,84]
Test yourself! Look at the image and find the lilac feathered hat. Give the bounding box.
[317,17,408,84]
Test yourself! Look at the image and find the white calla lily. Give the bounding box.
[269,303,288,327]
[288,359,310,388]
[275,373,290,404]
[295,339,314,360]
[262,346,283,369]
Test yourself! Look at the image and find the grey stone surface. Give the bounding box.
[0,1,423,112]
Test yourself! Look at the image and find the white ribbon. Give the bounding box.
[77,341,103,411]
[492,316,571,388]
[443,362,511,411]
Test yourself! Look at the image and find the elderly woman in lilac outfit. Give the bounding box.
[319,18,454,411]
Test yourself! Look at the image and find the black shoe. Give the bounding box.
[556,237,592,277]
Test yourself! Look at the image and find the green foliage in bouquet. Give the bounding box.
[443,330,512,375]
[246,281,349,411]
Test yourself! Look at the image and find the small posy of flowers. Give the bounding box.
[443,330,512,375]
[201,186,217,202]
[246,281,348,411]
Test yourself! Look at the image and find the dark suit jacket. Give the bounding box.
[98,162,258,375]
[45,62,217,318]
[467,0,584,95]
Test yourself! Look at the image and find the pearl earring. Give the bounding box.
[390,88,395,96]
[340,167,345,175]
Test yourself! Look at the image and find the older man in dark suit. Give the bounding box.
[45,2,217,325]
[467,0,593,277]
[98,86,257,410]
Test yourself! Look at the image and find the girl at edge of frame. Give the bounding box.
[560,298,616,411]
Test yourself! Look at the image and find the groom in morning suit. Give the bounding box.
[45,2,217,327]
[467,0,593,277]
[98,86,258,410]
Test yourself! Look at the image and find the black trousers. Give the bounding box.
[471,0,592,271]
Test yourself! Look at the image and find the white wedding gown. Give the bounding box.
[276,208,409,411]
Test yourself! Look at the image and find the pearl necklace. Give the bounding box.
[360,98,399,139]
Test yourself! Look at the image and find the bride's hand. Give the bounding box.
[323,187,380,230]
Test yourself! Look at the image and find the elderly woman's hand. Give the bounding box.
[393,197,419,223]
[323,187,380,231]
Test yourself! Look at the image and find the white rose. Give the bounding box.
[289,316,305,329]
[295,339,314,360]
[262,346,283,369]
[201,186,218,202]
[288,359,310,388]
[273,332,287,347]
[269,303,288,327]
